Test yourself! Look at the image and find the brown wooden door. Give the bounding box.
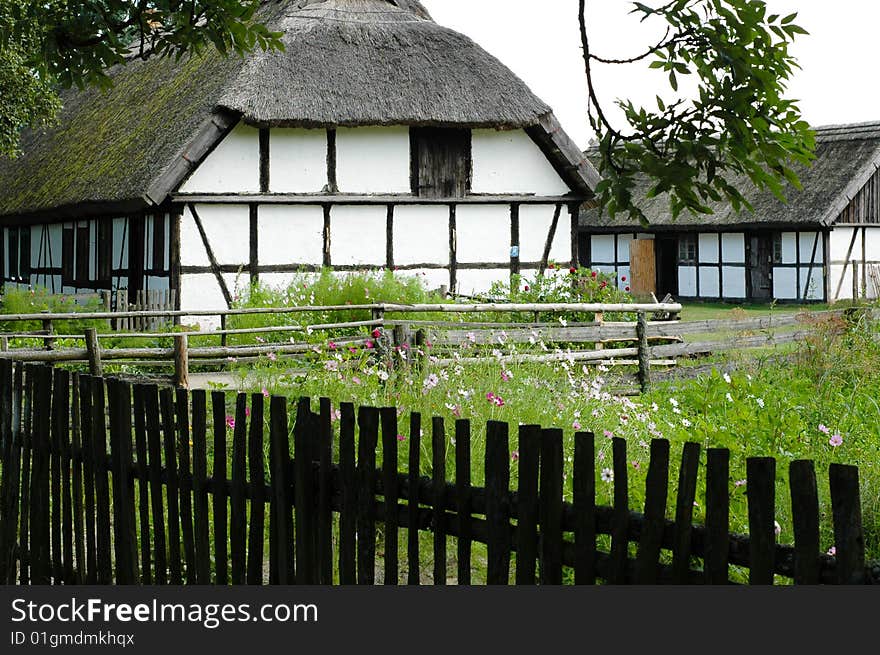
[629,238,656,296]
[748,232,773,300]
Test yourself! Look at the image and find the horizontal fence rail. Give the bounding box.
[0,361,877,586]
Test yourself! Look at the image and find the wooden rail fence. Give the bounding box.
[0,361,876,586]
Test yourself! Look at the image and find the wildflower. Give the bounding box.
[774,521,782,537]
[818,424,830,434]
[377,370,389,381]
[558,317,568,327]
[365,340,375,350]
[725,393,733,403]
[569,267,577,275]
[397,434,406,442]
[619,414,629,425]
[548,263,556,270]
[735,479,747,488]
[669,398,679,408]
[591,409,600,418]
[255,336,265,344]
[261,387,270,398]
[625,287,631,292]
[682,418,692,428]
[723,372,732,384]
[466,332,477,344]
[501,370,513,382]
[245,407,251,418]
[523,285,530,292]
[632,461,640,470]
[827,546,837,557]
[372,329,382,339]
[324,360,339,372]
[621,275,627,282]
[423,374,440,390]
[267,352,277,362]
[601,468,613,483]
[573,421,582,431]
[756,398,765,408]
[829,433,843,448]
[511,451,520,462]
[225,415,235,429]
[330,409,341,422]
[599,281,607,289]
[352,376,361,385]
[603,430,614,439]
[328,341,337,350]
[591,271,597,279]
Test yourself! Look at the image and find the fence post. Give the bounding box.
[101,290,112,330]
[220,314,228,348]
[84,329,103,377]
[41,311,55,351]
[0,336,7,352]
[636,311,651,392]
[174,334,189,388]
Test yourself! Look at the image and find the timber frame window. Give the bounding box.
[61,219,114,288]
[410,128,472,198]
[6,226,30,282]
[772,232,784,264]
[678,234,697,265]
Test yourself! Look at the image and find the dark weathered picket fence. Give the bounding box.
[0,360,876,586]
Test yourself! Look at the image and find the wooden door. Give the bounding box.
[629,238,656,296]
[747,232,773,300]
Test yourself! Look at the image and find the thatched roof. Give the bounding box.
[0,0,597,222]
[580,121,880,231]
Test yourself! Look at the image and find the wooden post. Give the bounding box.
[174,334,189,389]
[41,311,55,351]
[636,311,651,393]
[84,328,103,377]
[594,311,605,352]
[0,337,7,352]
[101,290,112,330]
[220,314,228,348]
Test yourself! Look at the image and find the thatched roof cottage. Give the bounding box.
[0,0,598,314]
[578,122,880,303]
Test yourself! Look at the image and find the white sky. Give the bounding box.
[421,0,880,149]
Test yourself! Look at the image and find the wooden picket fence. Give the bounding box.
[0,360,876,586]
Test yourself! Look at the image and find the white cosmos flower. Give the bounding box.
[723,373,731,384]
[600,468,614,483]
[756,398,765,408]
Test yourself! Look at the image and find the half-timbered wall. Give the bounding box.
[175,122,578,315]
[578,230,827,301]
[1,214,170,299]
[828,225,880,300]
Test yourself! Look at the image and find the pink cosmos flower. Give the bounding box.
[818,424,830,434]
[397,434,406,442]
[328,341,337,350]
[573,421,582,431]
[631,461,640,470]
[734,479,747,488]
[829,433,843,448]
[267,352,277,362]
[225,415,235,429]
[365,340,375,350]
[501,370,512,382]
[261,387,270,398]
[511,451,520,462]
[245,407,251,418]
[827,546,836,557]
[372,329,382,339]
[603,430,614,439]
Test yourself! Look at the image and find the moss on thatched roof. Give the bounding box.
[580,122,880,231]
[0,0,595,221]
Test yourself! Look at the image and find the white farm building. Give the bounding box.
[0,0,598,314]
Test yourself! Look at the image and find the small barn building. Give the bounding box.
[0,0,598,318]
[578,122,880,303]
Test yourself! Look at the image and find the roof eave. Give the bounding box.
[526,113,599,198]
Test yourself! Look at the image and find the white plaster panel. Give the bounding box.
[617,234,633,264]
[722,267,746,298]
[829,265,851,301]
[617,266,631,291]
[699,266,720,297]
[455,205,511,263]
[780,232,798,264]
[518,205,560,263]
[456,268,510,296]
[471,129,570,195]
[269,128,328,193]
[112,218,128,269]
[773,267,798,299]
[864,227,880,260]
[180,206,210,267]
[47,224,62,269]
[800,267,824,300]
[393,205,449,266]
[829,227,857,262]
[678,266,697,297]
[699,233,719,264]
[403,269,450,293]
[258,205,324,266]
[180,123,260,193]
[590,235,616,264]
[336,127,410,193]
[179,273,239,330]
[330,205,387,266]
[258,272,299,291]
[191,204,250,266]
[722,233,745,264]
[798,232,824,264]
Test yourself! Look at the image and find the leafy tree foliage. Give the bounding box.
[580,0,816,224]
[0,0,282,156]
